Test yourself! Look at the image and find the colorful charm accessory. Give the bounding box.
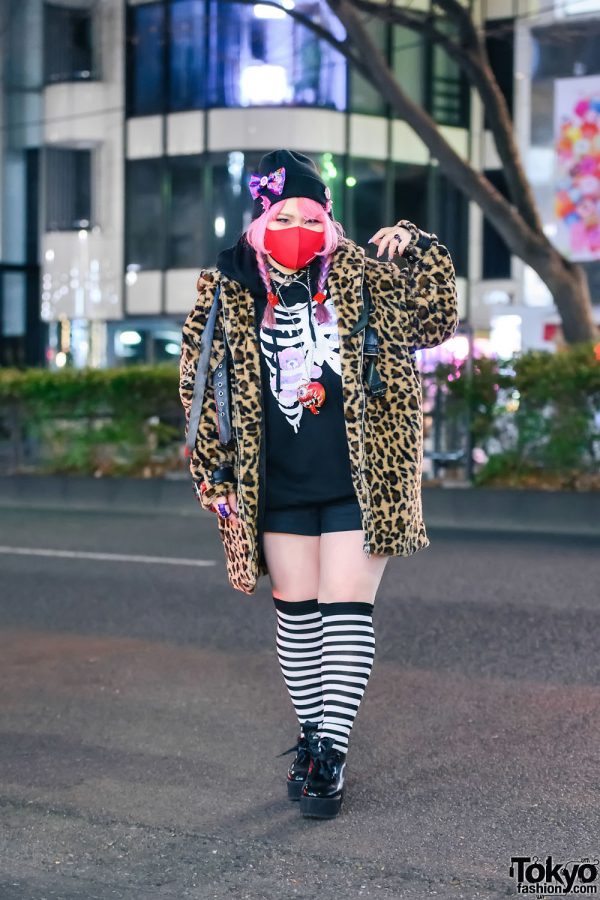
[298,381,326,414]
[248,166,286,200]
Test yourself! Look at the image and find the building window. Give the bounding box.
[426,20,470,128]
[44,2,94,83]
[531,20,600,81]
[482,169,511,279]
[392,26,425,111]
[45,147,92,231]
[126,158,165,270]
[127,0,207,116]
[126,2,166,116]
[530,79,553,147]
[168,155,205,268]
[530,20,600,145]
[210,151,263,257]
[207,0,347,110]
[126,153,253,272]
[351,18,388,115]
[394,163,428,232]
[346,158,386,248]
[316,151,345,221]
[434,171,468,278]
[485,18,514,124]
[1,271,26,337]
[169,0,207,111]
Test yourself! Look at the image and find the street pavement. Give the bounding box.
[0,504,598,900]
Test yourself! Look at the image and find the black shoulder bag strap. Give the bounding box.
[213,319,234,448]
[349,266,387,398]
[185,281,221,453]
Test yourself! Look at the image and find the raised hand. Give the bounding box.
[368,224,412,260]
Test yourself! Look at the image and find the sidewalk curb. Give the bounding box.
[421,484,599,538]
[0,475,598,538]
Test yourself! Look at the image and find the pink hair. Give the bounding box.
[244,197,345,330]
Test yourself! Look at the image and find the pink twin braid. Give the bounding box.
[314,253,333,325]
[254,251,333,330]
[256,252,277,330]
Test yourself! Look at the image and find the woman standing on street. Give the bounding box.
[179,149,459,820]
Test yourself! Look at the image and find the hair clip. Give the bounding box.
[249,167,286,199]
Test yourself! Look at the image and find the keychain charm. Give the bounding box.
[297,381,326,414]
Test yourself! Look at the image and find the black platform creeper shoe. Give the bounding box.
[276,720,321,801]
[300,734,347,819]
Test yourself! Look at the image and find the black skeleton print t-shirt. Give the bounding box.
[217,238,356,510]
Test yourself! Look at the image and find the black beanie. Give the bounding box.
[248,148,333,220]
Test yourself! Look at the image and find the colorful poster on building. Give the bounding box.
[554,75,600,261]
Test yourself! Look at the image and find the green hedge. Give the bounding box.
[1,342,599,487]
[0,363,178,415]
[429,340,600,489]
[0,364,183,477]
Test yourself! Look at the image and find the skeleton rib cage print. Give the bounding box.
[258,291,341,433]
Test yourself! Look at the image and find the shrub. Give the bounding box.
[439,341,600,490]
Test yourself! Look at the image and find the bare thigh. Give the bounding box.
[262,531,320,601]
[319,530,389,604]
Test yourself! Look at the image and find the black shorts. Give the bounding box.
[262,494,363,536]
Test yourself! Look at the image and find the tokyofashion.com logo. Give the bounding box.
[509,856,598,894]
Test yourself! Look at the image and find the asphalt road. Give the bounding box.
[0,505,598,900]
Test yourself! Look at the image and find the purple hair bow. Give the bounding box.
[248,166,286,200]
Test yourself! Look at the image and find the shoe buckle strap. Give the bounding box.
[275,741,301,758]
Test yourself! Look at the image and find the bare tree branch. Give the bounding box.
[334,0,596,340]
[433,0,480,45]
[350,0,457,52]
[219,0,540,246]
[348,0,542,232]
[212,0,596,341]
[326,0,546,257]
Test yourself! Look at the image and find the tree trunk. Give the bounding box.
[329,0,599,346]
[526,244,598,344]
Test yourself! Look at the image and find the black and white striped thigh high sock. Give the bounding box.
[273,597,324,738]
[318,600,376,754]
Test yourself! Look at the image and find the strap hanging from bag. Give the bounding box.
[213,336,234,447]
[185,282,221,452]
[349,269,387,398]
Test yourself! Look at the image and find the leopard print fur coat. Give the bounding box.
[179,221,459,595]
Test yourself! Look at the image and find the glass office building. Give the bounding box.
[2,0,597,367]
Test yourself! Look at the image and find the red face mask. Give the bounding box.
[264,225,325,270]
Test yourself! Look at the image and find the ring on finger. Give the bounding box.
[216,501,231,518]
